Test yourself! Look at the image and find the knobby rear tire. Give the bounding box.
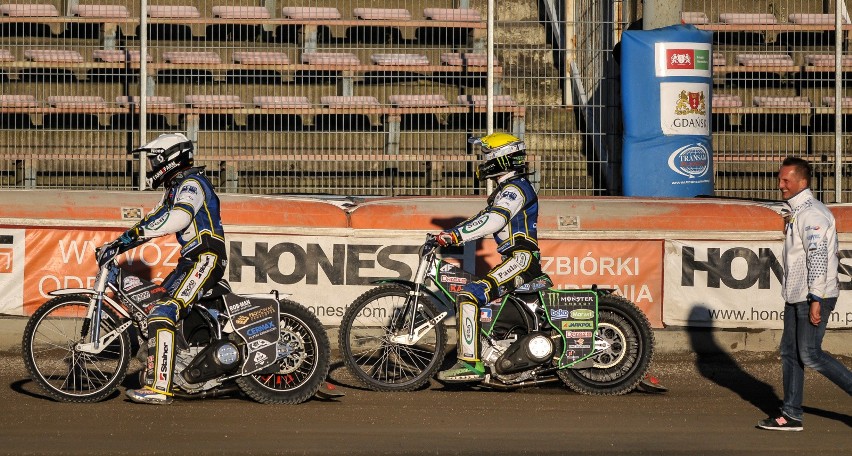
[237,299,330,404]
[557,294,655,396]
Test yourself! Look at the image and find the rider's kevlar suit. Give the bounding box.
[443,171,548,363]
[116,167,227,397]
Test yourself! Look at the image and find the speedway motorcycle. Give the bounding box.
[22,246,335,404]
[338,234,656,395]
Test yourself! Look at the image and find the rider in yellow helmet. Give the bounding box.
[434,132,552,382]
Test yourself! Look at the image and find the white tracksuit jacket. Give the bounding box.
[782,188,839,304]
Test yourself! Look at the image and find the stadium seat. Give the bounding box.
[162,51,222,64]
[804,54,852,66]
[232,51,290,65]
[423,8,481,22]
[719,13,777,24]
[370,54,429,66]
[146,5,200,18]
[280,7,340,19]
[735,53,794,66]
[92,49,149,63]
[0,94,38,107]
[388,94,449,130]
[787,14,846,25]
[821,96,852,107]
[713,52,726,66]
[0,48,13,61]
[253,96,311,108]
[212,6,270,19]
[185,95,242,108]
[353,8,411,20]
[301,52,360,65]
[752,96,811,107]
[0,3,58,17]
[71,4,129,18]
[116,96,177,108]
[713,94,744,107]
[681,11,709,24]
[24,49,84,63]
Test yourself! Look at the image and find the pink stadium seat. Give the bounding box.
[162,51,222,64]
[0,3,58,17]
[712,94,743,107]
[321,96,381,108]
[212,6,270,19]
[713,52,725,66]
[788,14,847,24]
[93,49,150,62]
[752,96,811,107]
[0,49,14,62]
[681,11,709,24]
[253,96,311,108]
[46,96,107,109]
[0,94,38,107]
[184,95,242,108]
[232,51,290,65]
[423,8,481,22]
[146,5,200,18]
[821,96,852,107]
[719,13,778,24]
[301,52,360,65]
[804,54,852,66]
[388,94,449,107]
[24,49,84,63]
[457,95,518,107]
[441,52,492,66]
[280,7,340,20]
[72,5,129,18]
[116,96,176,108]
[370,53,429,66]
[353,8,411,20]
[735,54,794,66]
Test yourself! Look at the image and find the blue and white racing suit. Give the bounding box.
[444,171,550,362]
[116,167,227,396]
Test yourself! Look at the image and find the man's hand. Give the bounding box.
[95,240,120,266]
[435,231,459,247]
[809,300,821,326]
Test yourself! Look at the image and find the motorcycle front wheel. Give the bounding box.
[22,294,131,402]
[558,293,655,395]
[339,284,447,392]
[236,298,330,404]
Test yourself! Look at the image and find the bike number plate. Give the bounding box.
[540,289,598,368]
[223,294,280,374]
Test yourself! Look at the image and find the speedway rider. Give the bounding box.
[99,133,228,405]
[435,132,552,383]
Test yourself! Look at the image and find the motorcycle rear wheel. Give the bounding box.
[22,295,131,402]
[236,299,330,404]
[339,284,447,392]
[557,294,654,395]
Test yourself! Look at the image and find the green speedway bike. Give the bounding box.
[338,235,657,395]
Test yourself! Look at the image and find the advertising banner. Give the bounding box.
[664,240,852,329]
[621,24,714,197]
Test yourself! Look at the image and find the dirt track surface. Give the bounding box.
[1,349,850,456]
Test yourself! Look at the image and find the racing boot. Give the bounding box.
[126,304,177,405]
[438,295,485,383]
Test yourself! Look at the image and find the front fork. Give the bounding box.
[76,266,127,355]
[389,251,447,346]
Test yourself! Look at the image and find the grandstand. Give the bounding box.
[0,0,849,201]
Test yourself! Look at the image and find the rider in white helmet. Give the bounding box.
[99,133,228,404]
[434,132,552,383]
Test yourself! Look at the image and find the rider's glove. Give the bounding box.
[436,231,460,247]
[95,240,120,267]
[117,224,143,246]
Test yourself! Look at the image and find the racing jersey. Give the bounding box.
[450,172,539,255]
[782,188,839,303]
[132,167,226,260]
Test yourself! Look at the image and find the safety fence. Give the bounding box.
[0,0,849,201]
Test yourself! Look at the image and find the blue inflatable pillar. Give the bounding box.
[621,24,714,197]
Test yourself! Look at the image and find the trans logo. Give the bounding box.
[668,143,710,179]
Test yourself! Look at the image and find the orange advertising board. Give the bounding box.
[22,228,178,315]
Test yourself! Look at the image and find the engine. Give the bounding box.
[173,340,241,392]
[487,332,554,375]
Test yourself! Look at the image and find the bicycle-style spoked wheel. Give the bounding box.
[22,295,131,402]
[339,285,447,391]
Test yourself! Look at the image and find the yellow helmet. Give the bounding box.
[469,132,526,180]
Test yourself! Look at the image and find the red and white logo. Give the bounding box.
[667,49,695,69]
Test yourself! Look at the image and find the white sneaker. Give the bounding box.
[126,387,173,405]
